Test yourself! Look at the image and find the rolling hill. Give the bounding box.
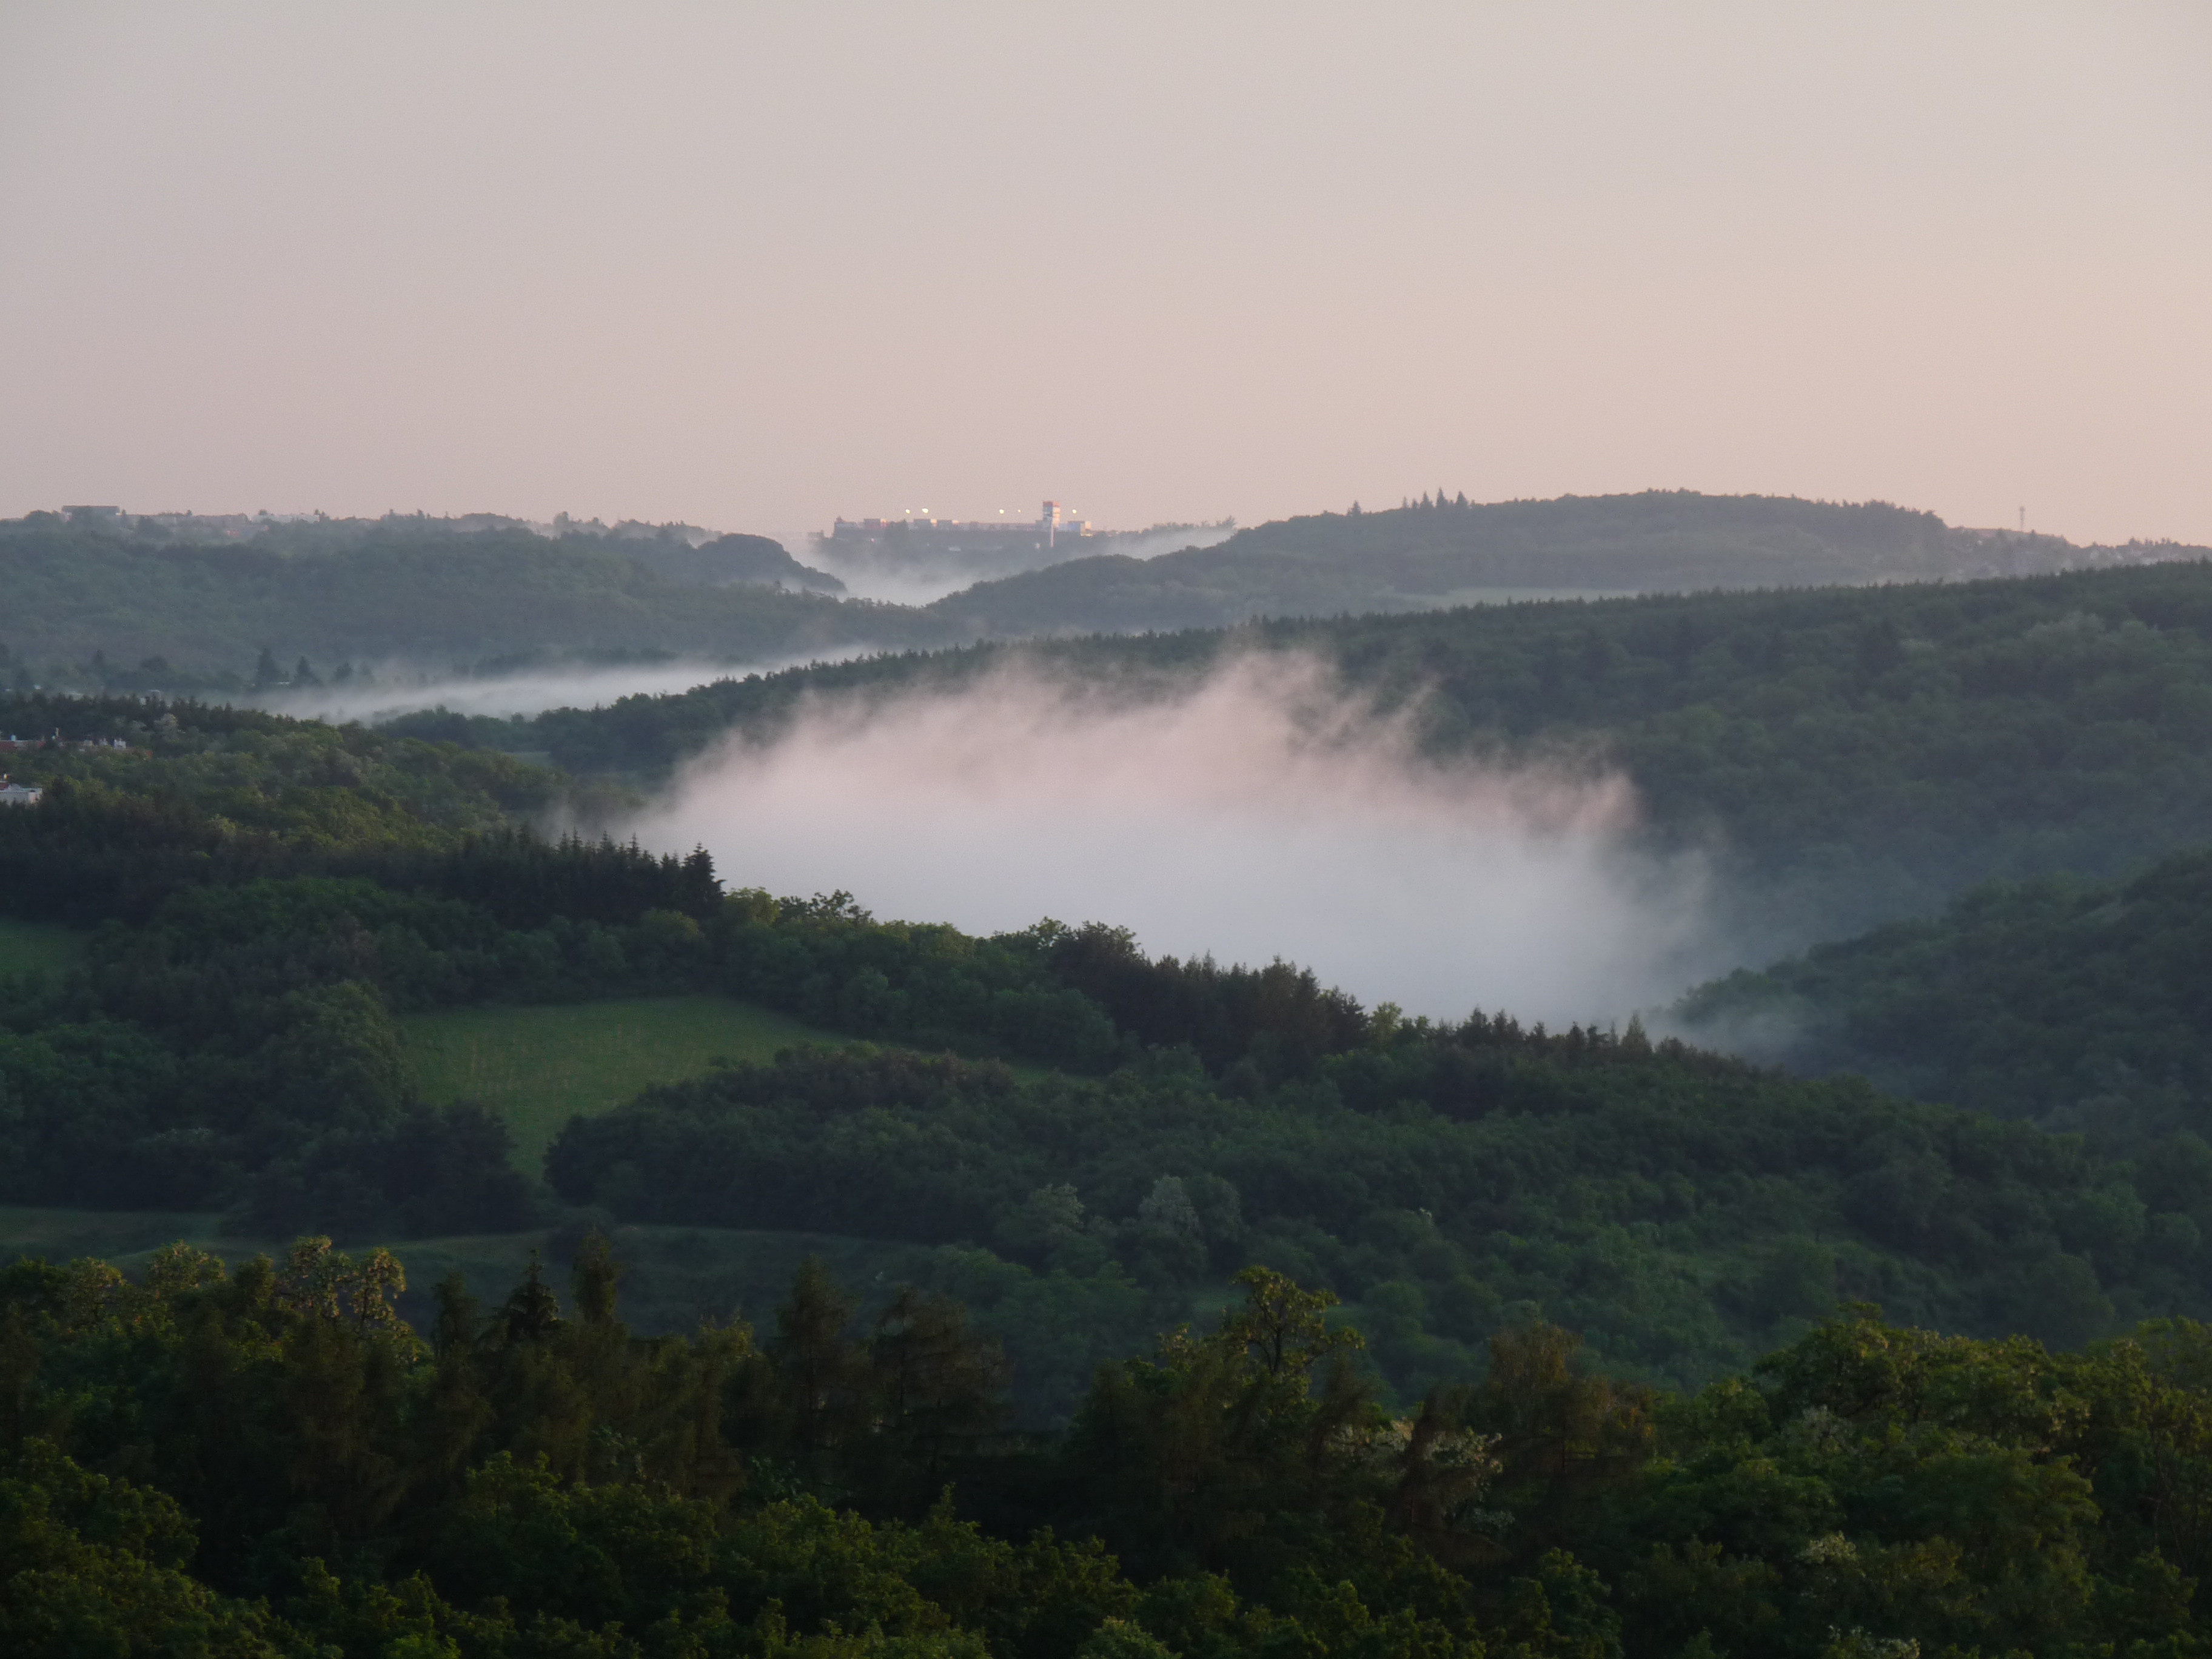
[1671,843,2212,1155]
[0,512,934,685]
[925,490,2200,635]
[9,494,2197,692]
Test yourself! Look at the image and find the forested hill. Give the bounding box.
[0,512,939,684]
[12,495,2197,693]
[459,558,2212,947]
[18,692,2212,1651]
[1673,843,2212,1153]
[8,690,2212,1404]
[925,490,2198,634]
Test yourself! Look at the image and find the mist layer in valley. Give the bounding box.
[627,655,1726,1026]
[802,522,1239,606]
[249,649,875,726]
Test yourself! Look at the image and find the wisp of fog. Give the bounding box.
[628,655,1721,1027]
[254,650,871,726]
[806,524,1240,606]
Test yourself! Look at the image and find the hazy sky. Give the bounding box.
[4,2,2207,543]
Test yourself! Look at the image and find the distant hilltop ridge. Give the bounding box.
[1,490,2202,686]
[24,504,843,597]
[0,507,890,685]
[36,503,809,561]
[923,489,2210,636]
[811,501,1238,590]
[49,503,605,541]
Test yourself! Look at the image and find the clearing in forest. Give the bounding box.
[401,994,853,1165]
[0,918,84,978]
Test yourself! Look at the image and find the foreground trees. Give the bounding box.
[8,1241,2212,1655]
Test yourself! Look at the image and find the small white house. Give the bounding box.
[0,779,42,807]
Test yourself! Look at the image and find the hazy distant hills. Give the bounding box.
[0,514,915,686]
[3,492,2201,690]
[928,491,2199,635]
[623,531,846,595]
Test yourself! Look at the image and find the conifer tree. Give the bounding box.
[774,1256,868,1456]
[498,1253,561,1342]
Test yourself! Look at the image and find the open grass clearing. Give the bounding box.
[0,1205,227,1270]
[0,917,85,978]
[400,994,856,1166]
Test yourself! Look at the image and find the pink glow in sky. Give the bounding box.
[2,2,2207,544]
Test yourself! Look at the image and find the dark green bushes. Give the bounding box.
[11,1244,2212,1656]
[545,1028,2212,1392]
[1676,843,2212,1155]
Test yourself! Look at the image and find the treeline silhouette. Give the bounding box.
[8,1242,2212,1655]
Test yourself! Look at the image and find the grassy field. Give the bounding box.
[400,994,854,1165]
[0,917,85,977]
[0,1205,229,1269]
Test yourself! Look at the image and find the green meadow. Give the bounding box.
[0,917,84,978]
[400,994,854,1165]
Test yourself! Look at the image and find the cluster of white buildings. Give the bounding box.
[0,730,138,805]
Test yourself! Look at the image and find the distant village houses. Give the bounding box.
[819,500,1096,565]
[0,734,137,754]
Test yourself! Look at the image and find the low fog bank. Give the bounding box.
[803,523,1239,606]
[250,650,874,726]
[627,655,1733,1028]
[804,566,980,608]
[1099,523,1241,563]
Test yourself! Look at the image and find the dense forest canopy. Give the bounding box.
[1674,843,2212,1155]
[12,1241,2212,1656]
[6,692,2212,1411]
[10,667,2212,1647]
[10,540,2212,1649]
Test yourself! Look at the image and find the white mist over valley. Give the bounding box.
[627,655,1721,1027]
[250,651,873,725]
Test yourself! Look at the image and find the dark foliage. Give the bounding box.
[9,1245,2212,1655]
[9,693,2212,1398]
[1675,842,2212,1154]
[545,1024,2212,1392]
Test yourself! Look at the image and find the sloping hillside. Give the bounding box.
[1672,844,2212,1153]
[0,516,934,682]
[928,491,2194,634]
